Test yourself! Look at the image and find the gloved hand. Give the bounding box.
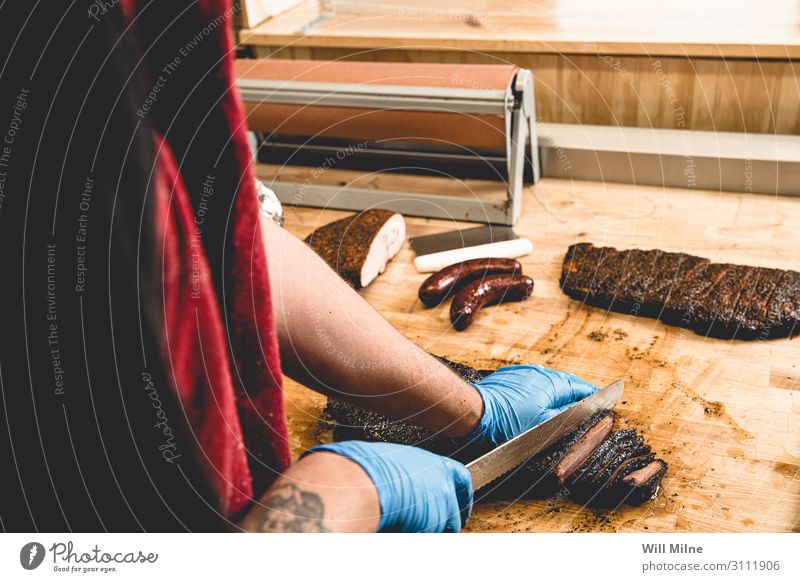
[466,365,599,447]
[308,440,472,533]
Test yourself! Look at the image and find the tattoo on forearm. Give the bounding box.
[256,483,330,532]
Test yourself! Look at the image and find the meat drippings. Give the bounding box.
[554,414,614,483]
[623,460,666,485]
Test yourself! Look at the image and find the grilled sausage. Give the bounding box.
[450,274,534,331]
[418,258,521,307]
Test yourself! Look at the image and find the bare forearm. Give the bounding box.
[261,217,482,438]
[239,452,380,533]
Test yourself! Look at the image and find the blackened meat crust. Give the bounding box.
[560,243,800,339]
[322,356,491,457]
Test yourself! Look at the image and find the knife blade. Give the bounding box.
[466,379,624,491]
[408,225,518,257]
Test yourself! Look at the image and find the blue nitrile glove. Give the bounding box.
[466,365,599,447]
[308,440,473,533]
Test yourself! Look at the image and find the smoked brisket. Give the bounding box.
[323,358,667,508]
[561,243,800,339]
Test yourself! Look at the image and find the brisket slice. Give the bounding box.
[567,429,634,489]
[607,452,657,486]
[568,429,643,489]
[560,243,800,339]
[607,459,668,506]
[324,358,668,508]
[511,411,615,496]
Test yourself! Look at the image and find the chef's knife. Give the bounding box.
[466,379,624,491]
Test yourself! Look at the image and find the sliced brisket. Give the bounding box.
[610,459,668,506]
[514,411,615,496]
[323,357,668,509]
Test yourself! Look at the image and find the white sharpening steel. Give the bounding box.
[413,238,533,273]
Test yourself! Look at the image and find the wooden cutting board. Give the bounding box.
[276,173,800,532]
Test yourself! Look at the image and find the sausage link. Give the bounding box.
[450,274,534,331]
[418,258,521,307]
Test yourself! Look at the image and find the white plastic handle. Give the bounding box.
[413,238,534,273]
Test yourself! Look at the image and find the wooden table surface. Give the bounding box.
[276,173,800,532]
[242,0,800,59]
